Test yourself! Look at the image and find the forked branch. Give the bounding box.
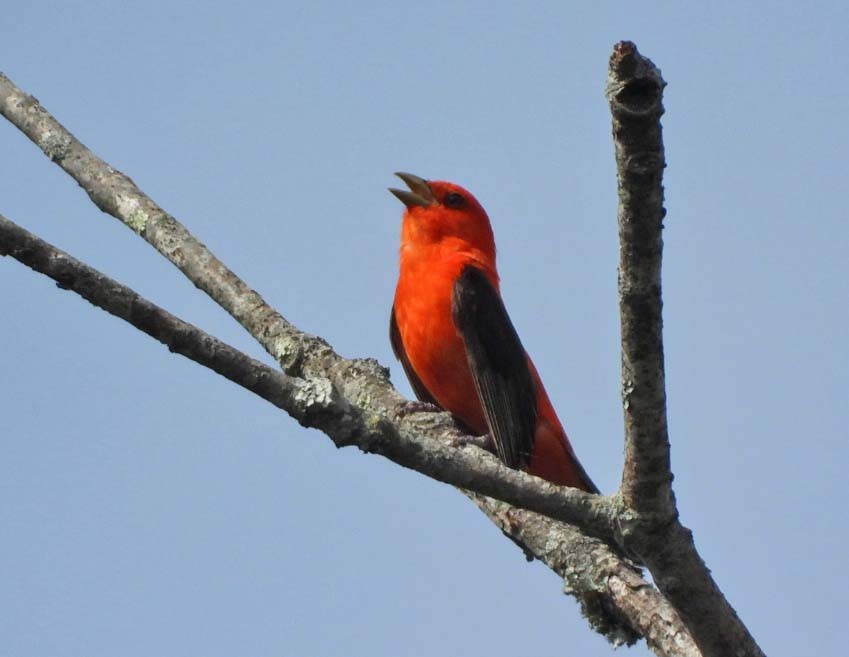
[0,42,766,657]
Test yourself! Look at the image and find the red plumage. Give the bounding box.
[389,173,597,492]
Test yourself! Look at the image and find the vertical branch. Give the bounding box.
[606,42,674,518]
[605,43,765,657]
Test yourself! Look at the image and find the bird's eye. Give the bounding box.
[444,192,465,208]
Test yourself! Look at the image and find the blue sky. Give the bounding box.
[2,2,847,656]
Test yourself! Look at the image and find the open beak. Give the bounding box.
[389,172,435,208]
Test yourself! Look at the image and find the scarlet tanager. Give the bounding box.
[389,173,598,492]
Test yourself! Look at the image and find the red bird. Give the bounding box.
[389,173,598,492]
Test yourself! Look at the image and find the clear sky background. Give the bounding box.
[2,2,847,656]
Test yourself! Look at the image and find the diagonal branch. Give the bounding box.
[473,495,699,657]
[0,213,335,426]
[606,42,764,657]
[0,66,647,609]
[0,71,312,378]
[0,211,695,652]
[0,212,617,541]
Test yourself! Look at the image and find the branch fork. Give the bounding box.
[0,43,764,657]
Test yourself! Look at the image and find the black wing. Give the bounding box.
[390,306,439,406]
[451,265,537,469]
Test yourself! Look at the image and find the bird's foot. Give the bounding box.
[395,400,442,419]
[449,432,497,455]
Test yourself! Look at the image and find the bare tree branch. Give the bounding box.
[473,495,700,657]
[0,210,687,650]
[0,66,637,567]
[607,42,674,520]
[0,71,310,378]
[0,71,640,584]
[606,42,764,657]
[0,213,330,423]
[1,40,768,656]
[0,211,620,541]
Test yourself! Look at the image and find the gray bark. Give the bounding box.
[0,41,766,657]
[606,42,764,657]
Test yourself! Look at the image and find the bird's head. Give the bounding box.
[390,172,496,262]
